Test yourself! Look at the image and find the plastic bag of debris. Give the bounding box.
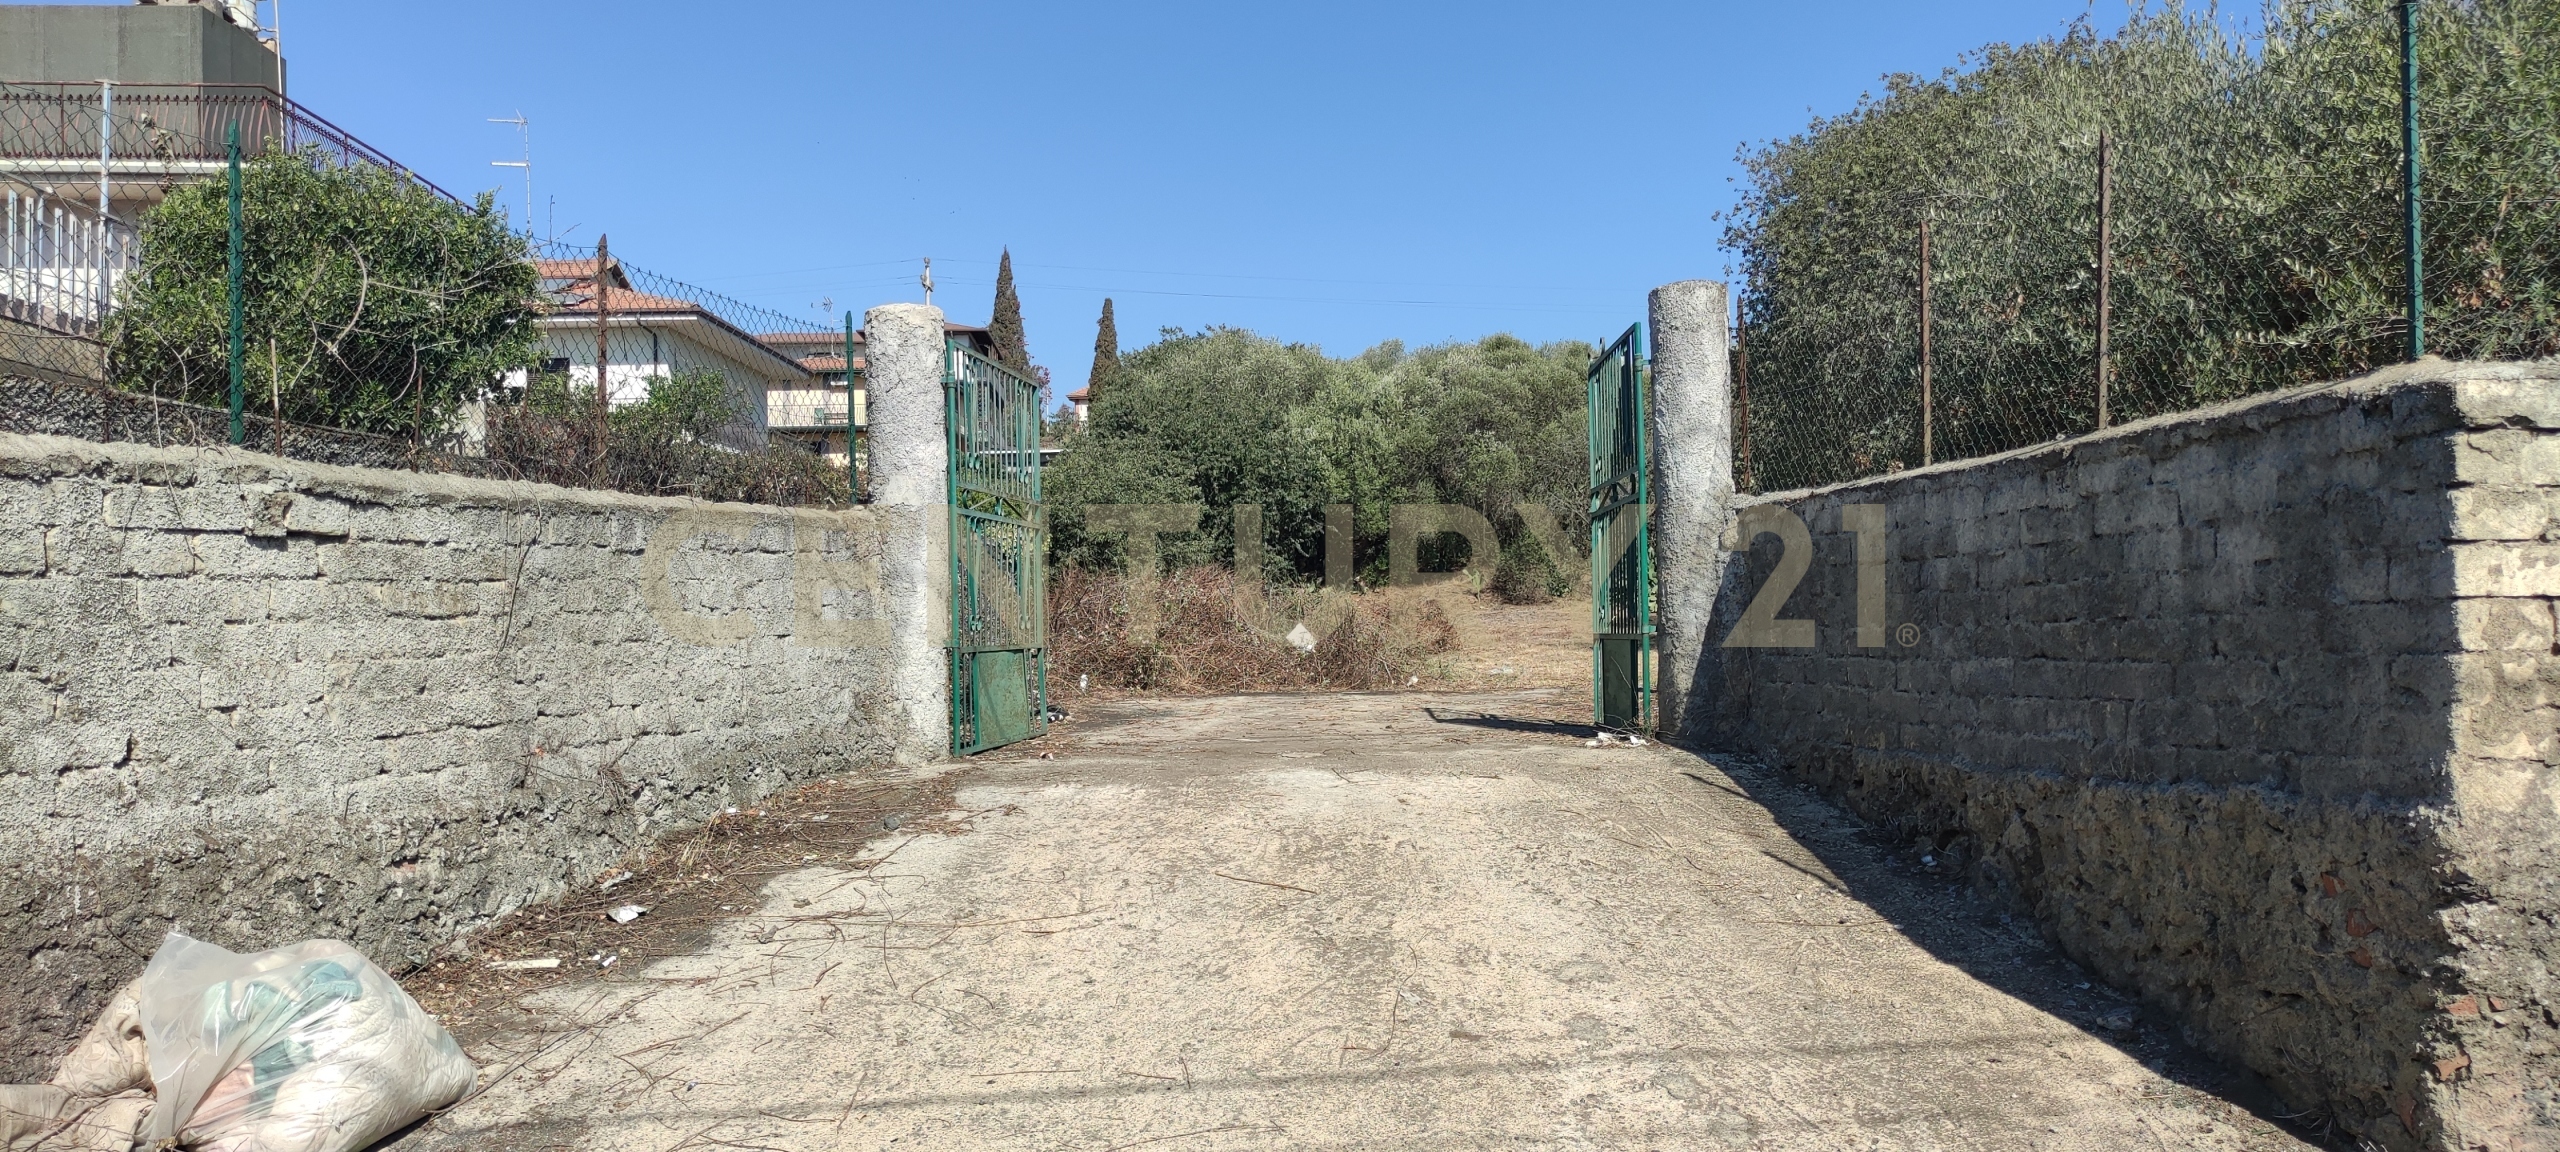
[0,1083,153,1151]
[0,974,158,1150]
[133,931,477,1152]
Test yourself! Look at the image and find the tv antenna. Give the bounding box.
[919,257,934,305]
[488,113,531,239]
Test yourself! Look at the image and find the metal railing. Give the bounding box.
[1,171,135,338]
[0,81,459,205]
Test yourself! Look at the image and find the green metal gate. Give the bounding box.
[946,339,1047,756]
[1588,323,1652,732]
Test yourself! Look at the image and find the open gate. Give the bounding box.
[1587,322,1652,732]
[946,339,1047,755]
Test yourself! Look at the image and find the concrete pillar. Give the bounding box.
[1648,280,1733,740]
[863,303,949,765]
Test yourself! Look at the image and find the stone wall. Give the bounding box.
[1686,360,2558,1150]
[0,432,917,1079]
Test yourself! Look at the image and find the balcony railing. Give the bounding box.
[2,170,136,338]
[0,81,459,204]
[769,404,854,431]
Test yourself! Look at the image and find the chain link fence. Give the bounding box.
[1732,1,2558,493]
[0,79,857,506]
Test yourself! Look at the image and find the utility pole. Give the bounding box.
[2401,0,2424,361]
[594,233,611,478]
[489,113,531,239]
[2096,128,2113,430]
[1918,216,1933,467]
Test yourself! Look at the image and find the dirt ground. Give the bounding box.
[1423,593,1593,691]
[392,690,2318,1152]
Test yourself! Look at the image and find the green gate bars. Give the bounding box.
[1587,323,1653,733]
[946,338,1047,755]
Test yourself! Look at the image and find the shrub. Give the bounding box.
[109,147,538,436]
[484,371,849,506]
[1491,534,1574,605]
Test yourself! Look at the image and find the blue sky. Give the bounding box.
[180,1,2133,394]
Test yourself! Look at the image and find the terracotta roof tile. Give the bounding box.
[545,282,706,317]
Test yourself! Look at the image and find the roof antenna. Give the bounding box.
[919,257,934,305]
[487,112,530,239]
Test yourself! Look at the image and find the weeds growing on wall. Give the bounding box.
[485,371,850,506]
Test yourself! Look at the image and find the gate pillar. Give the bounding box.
[864,302,951,764]
[1648,280,1734,740]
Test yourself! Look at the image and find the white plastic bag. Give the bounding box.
[136,931,477,1152]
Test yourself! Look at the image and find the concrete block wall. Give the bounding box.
[1689,360,2558,1150]
[0,432,915,1079]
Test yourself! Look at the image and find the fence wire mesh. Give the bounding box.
[1732,0,2559,494]
[0,77,856,505]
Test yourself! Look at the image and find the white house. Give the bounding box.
[497,256,812,452]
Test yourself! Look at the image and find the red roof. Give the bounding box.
[535,257,605,279]
[1066,385,1091,402]
[546,282,706,317]
[536,258,701,317]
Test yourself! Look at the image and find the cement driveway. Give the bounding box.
[400,690,2313,1151]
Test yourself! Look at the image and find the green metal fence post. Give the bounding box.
[845,309,859,497]
[2402,0,2424,361]
[860,312,870,496]
[226,124,245,444]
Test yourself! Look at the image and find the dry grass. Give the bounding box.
[1048,566,1462,695]
[1046,566,1593,699]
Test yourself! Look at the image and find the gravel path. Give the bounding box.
[396,690,2315,1152]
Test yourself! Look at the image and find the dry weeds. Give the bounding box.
[1048,566,1458,695]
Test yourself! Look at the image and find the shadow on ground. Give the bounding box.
[1641,738,2337,1147]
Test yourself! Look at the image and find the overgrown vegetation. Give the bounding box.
[1046,327,1590,598]
[485,369,850,506]
[109,147,539,436]
[1048,565,1459,693]
[1729,0,2560,488]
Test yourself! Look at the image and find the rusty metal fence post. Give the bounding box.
[593,232,610,480]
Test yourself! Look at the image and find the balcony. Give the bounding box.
[768,404,855,432]
[0,82,457,207]
[3,169,135,339]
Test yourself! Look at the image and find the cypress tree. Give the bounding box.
[988,248,1031,374]
[1087,298,1120,400]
